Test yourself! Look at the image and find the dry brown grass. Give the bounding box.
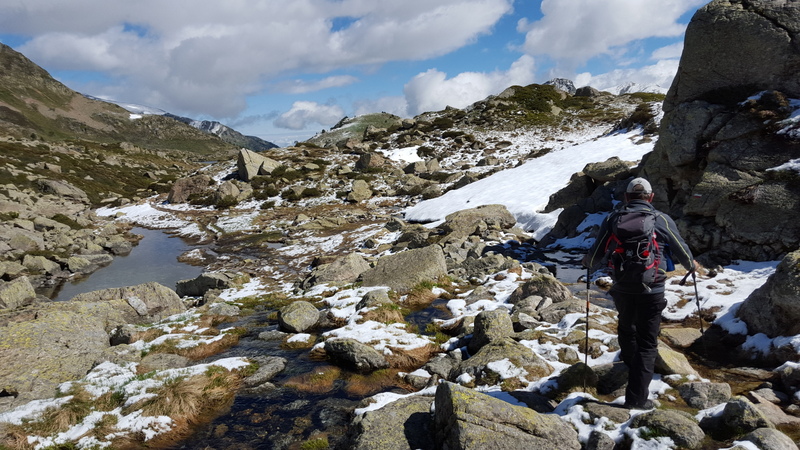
[402,287,438,310]
[94,389,126,411]
[343,369,412,397]
[283,366,342,394]
[358,306,405,324]
[0,424,33,450]
[384,344,443,371]
[36,386,95,435]
[130,327,167,344]
[125,367,242,445]
[148,332,241,361]
[179,333,241,360]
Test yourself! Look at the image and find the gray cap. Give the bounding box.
[626,177,652,194]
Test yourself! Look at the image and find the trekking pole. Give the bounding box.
[680,267,707,356]
[583,266,590,393]
[679,268,704,335]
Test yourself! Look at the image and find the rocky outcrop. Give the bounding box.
[433,382,579,450]
[666,0,800,109]
[641,0,800,263]
[0,282,185,413]
[736,249,800,337]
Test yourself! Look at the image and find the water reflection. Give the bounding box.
[52,227,205,301]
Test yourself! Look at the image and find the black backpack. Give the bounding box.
[604,209,661,287]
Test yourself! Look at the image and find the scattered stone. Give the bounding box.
[324,338,389,374]
[678,382,732,409]
[467,309,514,354]
[279,301,319,333]
[630,409,705,449]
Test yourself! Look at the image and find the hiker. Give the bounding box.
[583,177,696,409]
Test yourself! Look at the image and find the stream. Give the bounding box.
[50,227,205,301]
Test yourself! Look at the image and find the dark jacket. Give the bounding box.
[583,200,694,294]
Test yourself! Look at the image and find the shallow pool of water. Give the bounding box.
[51,227,205,301]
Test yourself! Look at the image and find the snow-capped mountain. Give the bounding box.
[601,81,668,95]
[84,95,277,151]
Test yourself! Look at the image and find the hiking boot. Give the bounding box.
[623,399,658,410]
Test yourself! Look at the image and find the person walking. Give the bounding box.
[583,177,696,409]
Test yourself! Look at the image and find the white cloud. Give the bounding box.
[519,0,705,68]
[574,59,680,91]
[651,42,684,60]
[404,55,535,115]
[272,76,359,94]
[274,101,345,130]
[6,0,514,118]
[353,96,409,118]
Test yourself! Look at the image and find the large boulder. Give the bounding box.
[630,409,705,449]
[456,338,553,386]
[433,382,580,450]
[167,174,213,203]
[69,282,186,323]
[324,338,389,374]
[467,309,515,354]
[237,149,280,181]
[36,179,89,203]
[679,382,732,409]
[0,276,36,310]
[736,249,800,337]
[666,0,800,110]
[176,272,242,297]
[347,394,435,450]
[507,272,573,305]
[278,301,319,333]
[347,179,372,202]
[302,253,372,289]
[361,245,447,294]
[641,0,800,262]
[438,205,516,242]
[0,299,140,413]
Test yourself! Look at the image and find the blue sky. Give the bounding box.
[0,0,706,146]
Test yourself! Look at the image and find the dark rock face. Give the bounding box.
[736,249,800,337]
[642,0,800,263]
[666,0,800,110]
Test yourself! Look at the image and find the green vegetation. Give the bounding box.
[0,139,198,206]
[0,211,19,222]
[300,437,330,450]
[626,92,666,103]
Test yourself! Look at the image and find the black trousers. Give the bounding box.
[611,289,666,407]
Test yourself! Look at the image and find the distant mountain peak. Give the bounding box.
[544,78,577,95]
[89,97,278,151]
[601,82,668,96]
